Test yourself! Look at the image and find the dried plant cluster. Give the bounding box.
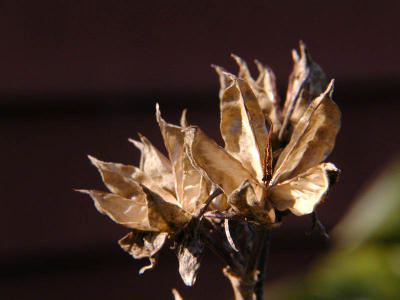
[79,42,341,300]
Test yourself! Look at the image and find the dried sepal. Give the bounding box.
[220,77,268,181]
[272,80,340,184]
[184,126,255,195]
[128,134,175,195]
[77,189,155,231]
[270,163,339,216]
[119,230,168,273]
[176,234,204,286]
[228,180,275,224]
[88,155,178,205]
[280,41,328,138]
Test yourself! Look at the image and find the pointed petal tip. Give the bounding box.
[180,108,188,127]
[128,138,143,150]
[155,103,164,124]
[87,154,100,165]
[254,58,263,69]
[75,188,90,194]
[326,79,335,96]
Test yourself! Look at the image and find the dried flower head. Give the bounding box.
[79,41,341,299]
[185,41,340,225]
[78,108,223,284]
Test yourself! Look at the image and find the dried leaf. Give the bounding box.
[119,230,168,258]
[142,185,191,232]
[77,189,155,231]
[88,155,178,205]
[184,126,255,195]
[157,105,211,213]
[271,80,340,184]
[280,41,327,139]
[220,77,268,181]
[270,163,339,216]
[177,235,204,286]
[129,134,175,195]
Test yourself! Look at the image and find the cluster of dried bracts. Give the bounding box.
[79,42,341,299]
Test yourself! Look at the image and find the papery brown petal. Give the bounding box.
[184,126,255,195]
[280,41,328,139]
[271,80,340,184]
[88,155,141,199]
[212,64,234,100]
[220,77,268,181]
[289,89,308,126]
[129,135,175,195]
[88,155,177,205]
[77,189,155,231]
[119,230,167,258]
[231,54,254,82]
[254,59,281,134]
[177,234,204,286]
[270,163,339,216]
[228,180,275,224]
[142,185,191,232]
[156,105,211,213]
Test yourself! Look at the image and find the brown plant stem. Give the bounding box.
[223,225,272,300]
[254,229,271,300]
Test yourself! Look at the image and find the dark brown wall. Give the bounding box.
[1,1,400,299]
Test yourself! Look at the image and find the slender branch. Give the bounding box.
[199,225,242,273]
[193,188,223,219]
[223,224,271,300]
[254,229,271,300]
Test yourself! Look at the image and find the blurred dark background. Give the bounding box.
[1,1,400,299]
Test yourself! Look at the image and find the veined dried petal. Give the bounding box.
[269,163,339,216]
[129,134,175,195]
[220,77,268,181]
[254,59,281,134]
[88,155,142,199]
[280,41,327,139]
[271,80,340,184]
[77,189,155,231]
[142,185,191,232]
[88,155,178,205]
[156,105,211,213]
[184,126,255,196]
